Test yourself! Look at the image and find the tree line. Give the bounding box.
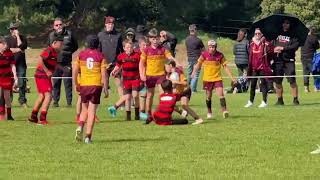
[0,0,319,37]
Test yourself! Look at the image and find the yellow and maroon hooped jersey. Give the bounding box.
[198,51,227,82]
[75,49,107,86]
[140,46,172,76]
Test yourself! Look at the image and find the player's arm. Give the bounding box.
[191,56,203,78]
[72,59,80,90]
[139,51,147,81]
[222,58,236,83]
[101,60,109,97]
[10,63,18,87]
[164,49,176,63]
[38,58,52,77]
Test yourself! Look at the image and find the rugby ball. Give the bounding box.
[169,72,179,81]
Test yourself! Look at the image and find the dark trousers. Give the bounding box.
[236,64,248,76]
[249,71,268,103]
[16,65,27,104]
[52,64,72,105]
[301,60,314,86]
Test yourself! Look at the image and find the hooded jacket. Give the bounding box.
[98,29,123,64]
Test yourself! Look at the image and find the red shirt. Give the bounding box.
[116,52,140,81]
[35,46,58,78]
[153,93,177,126]
[0,49,15,79]
[249,40,273,75]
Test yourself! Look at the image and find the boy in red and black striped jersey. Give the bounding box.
[0,37,18,121]
[28,36,63,125]
[108,40,141,120]
[150,79,188,125]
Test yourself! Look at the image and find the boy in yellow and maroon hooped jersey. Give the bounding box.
[192,40,236,121]
[139,28,177,121]
[73,35,108,144]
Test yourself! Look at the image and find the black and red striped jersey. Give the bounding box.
[0,49,15,79]
[116,52,140,81]
[153,93,177,125]
[35,46,58,78]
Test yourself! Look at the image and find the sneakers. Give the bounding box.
[275,99,284,106]
[108,106,117,118]
[75,126,83,142]
[222,111,229,119]
[7,115,14,121]
[304,86,310,93]
[139,112,148,121]
[244,101,253,108]
[310,145,320,154]
[293,98,300,105]
[84,137,92,144]
[181,110,188,118]
[38,120,49,125]
[207,113,213,119]
[192,118,204,125]
[28,116,38,124]
[258,101,267,108]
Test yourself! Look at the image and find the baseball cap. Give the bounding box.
[208,40,217,46]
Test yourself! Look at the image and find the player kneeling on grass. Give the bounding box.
[147,79,189,125]
[28,36,63,125]
[0,37,18,121]
[165,61,203,125]
[73,35,108,144]
[192,40,236,119]
[108,40,142,120]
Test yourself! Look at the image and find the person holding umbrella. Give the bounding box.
[273,19,300,105]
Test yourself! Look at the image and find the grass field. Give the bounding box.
[1,40,320,179]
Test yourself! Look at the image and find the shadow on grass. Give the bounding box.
[97,137,169,143]
[230,115,261,119]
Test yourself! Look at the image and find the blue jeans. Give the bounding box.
[17,65,27,104]
[187,57,200,92]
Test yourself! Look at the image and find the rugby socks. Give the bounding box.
[39,111,47,121]
[135,108,140,120]
[126,111,131,121]
[206,99,212,113]
[220,98,227,111]
[31,110,38,119]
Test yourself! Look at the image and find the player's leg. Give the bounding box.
[125,92,132,121]
[84,102,98,144]
[3,89,13,120]
[139,87,147,113]
[206,89,213,119]
[76,102,88,142]
[75,96,82,123]
[29,93,44,123]
[132,90,140,120]
[38,92,52,124]
[215,86,229,119]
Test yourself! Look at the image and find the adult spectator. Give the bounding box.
[135,25,147,41]
[49,18,78,107]
[301,25,319,92]
[233,28,249,76]
[273,19,300,105]
[98,16,123,98]
[160,30,178,57]
[185,24,204,92]
[124,28,139,49]
[5,22,28,107]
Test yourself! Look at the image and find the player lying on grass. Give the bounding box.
[28,35,63,125]
[0,37,18,121]
[192,39,236,120]
[165,61,204,125]
[146,79,190,125]
[108,40,142,120]
[73,35,108,144]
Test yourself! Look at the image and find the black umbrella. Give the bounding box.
[249,14,309,46]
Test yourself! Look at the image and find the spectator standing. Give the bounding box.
[160,30,178,57]
[273,19,300,105]
[301,25,319,92]
[185,24,204,92]
[5,22,28,107]
[49,18,78,107]
[98,16,123,98]
[233,28,249,76]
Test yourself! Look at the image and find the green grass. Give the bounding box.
[1,53,320,179]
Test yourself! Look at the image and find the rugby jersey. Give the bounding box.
[116,52,140,81]
[153,93,177,125]
[34,46,58,79]
[198,50,227,82]
[75,48,107,86]
[140,46,172,76]
[0,49,15,79]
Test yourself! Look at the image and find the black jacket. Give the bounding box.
[274,31,299,62]
[98,29,123,64]
[48,28,78,65]
[5,34,28,67]
[301,34,319,61]
[162,32,177,57]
